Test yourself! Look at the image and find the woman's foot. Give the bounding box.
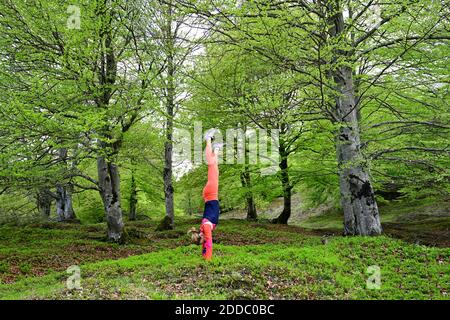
[204,128,219,141]
[212,142,225,151]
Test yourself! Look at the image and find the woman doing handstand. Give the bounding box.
[189,128,223,260]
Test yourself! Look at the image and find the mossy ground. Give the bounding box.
[0,205,448,300]
[297,198,450,247]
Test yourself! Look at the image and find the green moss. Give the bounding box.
[0,261,9,274]
[0,215,448,300]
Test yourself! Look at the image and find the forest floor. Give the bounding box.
[0,199,448,300]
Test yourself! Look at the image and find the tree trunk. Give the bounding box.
[334,68,382,235]
[55,183,75,221]
[272,149,291,224]
[94,1,123,240]
[55,184,65,221]
[162,133,174,229]
[160,1,175,230]
[246,190,257,221]
[54,147,76,221]
[240,123,257,220]
[185,189,194,216]
[97,156,124,242]
[63,183,75,220]
[128,170,137,221]
[240,168,257,220]
[187,195,193,216]
[327,4,382,235]
[37,188,52,220]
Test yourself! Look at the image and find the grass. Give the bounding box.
[0,212,448,300]
[298,197,450,246]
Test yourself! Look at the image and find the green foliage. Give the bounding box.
[0,192,39,225]
[73,191,104,224]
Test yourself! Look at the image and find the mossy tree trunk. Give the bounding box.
[326,2,382,235]
[273,143,292,224]
[98,155,124,241]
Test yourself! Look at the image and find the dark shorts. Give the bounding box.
[202,200,220,225]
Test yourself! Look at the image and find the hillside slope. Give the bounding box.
[0,218,448,300]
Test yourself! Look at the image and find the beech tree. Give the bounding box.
[0,0,162,240]
[173,0,449,235]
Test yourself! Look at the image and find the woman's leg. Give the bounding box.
[202,139,219,202]
[199,135,220,260]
